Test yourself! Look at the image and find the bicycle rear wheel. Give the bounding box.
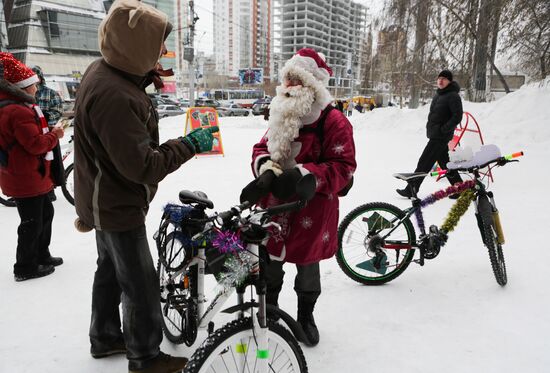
[184,317,307,373]
[477,195,507,286]
[0,187,16,207]
[62,163,75,205]
[337,202,416,285]
[157,231,197,345]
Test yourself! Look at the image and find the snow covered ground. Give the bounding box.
[1,79,549,373]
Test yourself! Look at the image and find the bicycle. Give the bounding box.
[155,174,317,373]
[336,147,524,287]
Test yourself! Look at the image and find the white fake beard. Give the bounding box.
[267,84,316,164]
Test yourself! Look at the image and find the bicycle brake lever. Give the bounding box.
[262,221,281,232]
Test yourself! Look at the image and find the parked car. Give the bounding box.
[157,104,186,118]
[217,103,252,116]
[195,98,222,108]
[252,99,270,116]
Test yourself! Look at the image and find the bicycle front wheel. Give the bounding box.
[185,317,308,373]
[337,202,416,285]
[62,163,75,205]
[0,187,16,207]
[477,195,507,286]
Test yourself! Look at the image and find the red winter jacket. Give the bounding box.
[0,80,58,198]
[251,107,356,265]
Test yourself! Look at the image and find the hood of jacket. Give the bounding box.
[98,0,169,77]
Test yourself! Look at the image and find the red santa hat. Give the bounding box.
[0,52,40,88]
[280,48,333,86]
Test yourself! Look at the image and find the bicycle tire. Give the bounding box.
[184,317,308,373]
[157,232,196,345]
[61,163,75,205]
[337,202,416,285]
[477,195,507,286]
[0,187,16,207]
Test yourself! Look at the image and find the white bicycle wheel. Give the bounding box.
[185,317,307,373]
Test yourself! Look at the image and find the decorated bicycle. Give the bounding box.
[155,174,317,372]
[337,145,523,287]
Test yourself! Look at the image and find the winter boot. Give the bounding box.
[39,255,64,267]
[14,264,55,282]
[297,296,319,346]
[90,336,126,358]
[266,292,281,322]
[128,352,188,373]
[396,186,413,199]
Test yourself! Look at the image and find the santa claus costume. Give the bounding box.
[249,48,357,345]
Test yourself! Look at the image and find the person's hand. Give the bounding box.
[181,126,219,153]
[51,124,64,139]
[272,168,302,200]
[240,170,276,204]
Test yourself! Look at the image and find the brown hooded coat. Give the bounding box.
[73,0,194,231]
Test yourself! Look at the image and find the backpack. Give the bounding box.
[301,106,354,196]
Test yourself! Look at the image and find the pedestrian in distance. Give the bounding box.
[32,65,65,201]
[72,0,218,372]
[0,52,65,282]
[241,47,357,347]
[396,69,463,199]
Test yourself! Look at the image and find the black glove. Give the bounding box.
[272,168,302,201]
[240,170,276,204]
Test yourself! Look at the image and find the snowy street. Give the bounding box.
[1,80,549,372]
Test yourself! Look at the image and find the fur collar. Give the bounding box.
[0,78,36,103]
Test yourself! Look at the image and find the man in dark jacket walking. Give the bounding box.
[73,0,217,372]
[397,69,463,198]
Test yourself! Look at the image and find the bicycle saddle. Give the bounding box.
[393,172,428,181]
[179,190,214,209]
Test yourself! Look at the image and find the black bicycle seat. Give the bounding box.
[179,190,214,209]
[393,172,428,181]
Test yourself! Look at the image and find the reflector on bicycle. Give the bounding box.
[363,212,394,231]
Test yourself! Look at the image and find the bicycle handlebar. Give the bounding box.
[430,151,524,176]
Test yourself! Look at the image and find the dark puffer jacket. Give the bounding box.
[426,81,463,142]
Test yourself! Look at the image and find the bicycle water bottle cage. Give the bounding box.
[179,190,214,209]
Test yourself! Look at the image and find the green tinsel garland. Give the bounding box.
[440,189,476,234]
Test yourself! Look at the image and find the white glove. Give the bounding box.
[259,159,283,176]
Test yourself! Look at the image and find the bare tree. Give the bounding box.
[410,0,431,108]
[500,0,550,79]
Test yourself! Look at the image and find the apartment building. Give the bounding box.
[2,0,178,98]
[213,0,274,80]
[275,0,367,92]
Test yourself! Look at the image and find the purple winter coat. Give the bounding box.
[251,107,356,265]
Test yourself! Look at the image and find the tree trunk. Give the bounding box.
[410,0,430,109]
[472,0,491,102]
[488,0,510,94]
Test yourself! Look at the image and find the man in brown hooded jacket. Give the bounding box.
[73,0,217,371]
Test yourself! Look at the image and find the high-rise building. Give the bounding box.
[275,0,367,92]
[213,0,274,80]
[2,0,179,98]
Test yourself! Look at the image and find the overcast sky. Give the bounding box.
[193,0,384,56]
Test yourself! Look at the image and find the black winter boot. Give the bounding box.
[297,296,319,346]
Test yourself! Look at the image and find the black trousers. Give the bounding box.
[90,225,162,365]
[13,193,54,275]
[409,139,463,193]
[264,260,321,307]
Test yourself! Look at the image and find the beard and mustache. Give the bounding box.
[267,84,316,164]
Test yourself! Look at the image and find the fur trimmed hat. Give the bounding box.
[0,52,40,88]
[280,48,333,86]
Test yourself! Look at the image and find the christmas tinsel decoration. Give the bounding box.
[440,189,476,234]
[414,180,476,234]
[215,250,255,292]
[163,203,195,225]
[211,229,245,254]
